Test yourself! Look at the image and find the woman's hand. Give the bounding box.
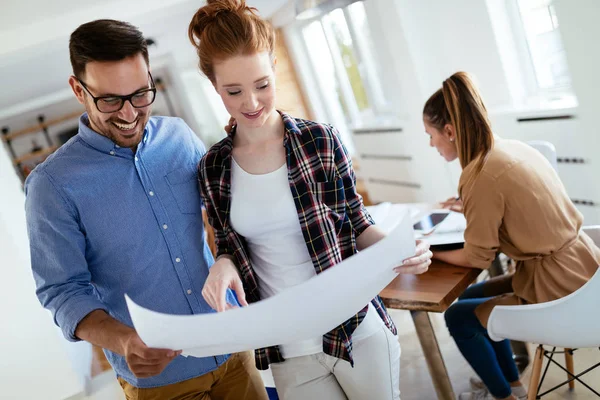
[202,256,248,312]
[440,196,463,213]
[394,240,432,274]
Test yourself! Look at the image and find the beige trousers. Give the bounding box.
[117,351,268,400]
[270,325,401,400]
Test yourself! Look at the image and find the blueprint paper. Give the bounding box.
[126,211,415,357]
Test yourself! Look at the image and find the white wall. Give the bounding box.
[394,0,512,108]
[0,143,85,399]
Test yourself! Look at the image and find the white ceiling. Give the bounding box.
[0,0,290,118]
[0,0,96,32]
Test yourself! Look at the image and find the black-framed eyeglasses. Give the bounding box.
[78,73,157,113]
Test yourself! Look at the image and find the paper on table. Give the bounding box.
[366,202,420,234]
[415,210,466,245]
[422,231,465,246]
[365,202,392,224]
[432,210,466,234]
[125,211,416,358]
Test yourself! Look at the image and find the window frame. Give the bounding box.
[506,0,573,99]
[294,1,388,129]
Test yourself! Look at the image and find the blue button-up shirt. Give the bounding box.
[25,114,236,388]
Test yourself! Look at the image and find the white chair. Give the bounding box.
[488,226,600,399]
[527,140,558,172]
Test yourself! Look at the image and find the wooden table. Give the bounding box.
[380,260,481,400]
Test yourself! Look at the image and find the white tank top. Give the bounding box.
[229,157,382,359]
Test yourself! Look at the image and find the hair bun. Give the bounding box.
[189,0,259,45]
[205,0,248,14]
[188,0,274,82]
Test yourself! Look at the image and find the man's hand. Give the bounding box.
[202,256,248,312]
[394,240,432,274]
[75,311,181,378]
[122,332,181,378]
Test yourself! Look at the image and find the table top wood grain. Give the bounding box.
[380,260,481,313]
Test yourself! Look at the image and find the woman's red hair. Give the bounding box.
[188,0,276,82]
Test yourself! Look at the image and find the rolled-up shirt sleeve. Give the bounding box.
[25,170,108,341]
[462,174,505,269]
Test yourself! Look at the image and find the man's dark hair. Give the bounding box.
[69,19,149,79]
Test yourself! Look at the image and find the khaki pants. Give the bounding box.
[117,351,268,400]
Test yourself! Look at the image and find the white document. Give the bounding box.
[366,203,465,245]
[416,210,466,245]
[125,212,416,358]
[422,231,465,246]
[432,210,466,234]
[366,202,420,234]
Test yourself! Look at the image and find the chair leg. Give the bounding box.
[565,348,575,390]
[528,345,544,400]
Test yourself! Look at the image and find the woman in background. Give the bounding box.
[423,71,600,400]
[187,1,433,399]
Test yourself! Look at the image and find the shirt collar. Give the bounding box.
[280,112,302,147]
[77,112,148,156]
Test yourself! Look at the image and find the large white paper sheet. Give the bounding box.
[126,212,415,357]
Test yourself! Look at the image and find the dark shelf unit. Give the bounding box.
[2,110,82,182]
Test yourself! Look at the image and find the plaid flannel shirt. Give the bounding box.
[198,113,397,370]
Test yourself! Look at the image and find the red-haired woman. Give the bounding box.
[188,1,433,399]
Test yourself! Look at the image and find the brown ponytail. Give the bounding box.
[423,71,494,177]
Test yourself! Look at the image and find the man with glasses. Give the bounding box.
[24,19,268,400]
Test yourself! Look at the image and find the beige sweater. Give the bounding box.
[459,138,600,304]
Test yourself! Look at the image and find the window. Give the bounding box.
[299,1,387,128]
[514,0,572,93]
